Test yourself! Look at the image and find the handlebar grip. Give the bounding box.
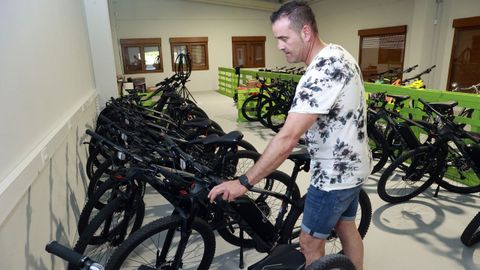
[45,241,84,267]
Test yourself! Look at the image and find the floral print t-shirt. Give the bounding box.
[289,44,372,191]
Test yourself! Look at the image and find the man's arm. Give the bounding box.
[208,112,318,202]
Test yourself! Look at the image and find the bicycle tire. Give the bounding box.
[79,178,144,235]
[87,158,114,200]
[238,139,258,152]
[105,215,215,270]
[70,196,145,269]
[377,146,437,203]
[241,94,268,122]
[219,150,260,179]
[258,98,276,129]
[367,123,389,174]
[216,170,300,248]
[306,254,356,270]
[461,211,480,247]
[436,144,480,194]
[280,189,371,255]
[266,102,288,132]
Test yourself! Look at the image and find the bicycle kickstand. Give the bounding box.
[434,184,441,197]
[239,228,245,269]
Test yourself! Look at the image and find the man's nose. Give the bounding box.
[277,41,284,51]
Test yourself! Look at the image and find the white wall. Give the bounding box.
[109,0,291,91]
[0,0,99,268]
[109,0,480,92]
[311,0,480,90]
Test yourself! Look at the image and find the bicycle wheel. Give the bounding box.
[216,170,300,248]
[87,158,114,200]
[86,143,113,181]
[266,102,288,132]
[306,254,356,270]
[436,143,480,194]
[258,98,275,129]
[71,196,145,269]
[105,215,215,270]
[237,139,258,152]
[79,177,144,235]
[377,146,438,203]
[220,150,260,178]
[367,123,389,174]
[280,189,371,255]
[241,94,268,122]
[461,211,480,247]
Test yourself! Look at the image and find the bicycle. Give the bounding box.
[377,98,480,203]
[75,127,263,267]
[96,131,369,269]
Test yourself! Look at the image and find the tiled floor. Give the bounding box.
[188,90,480,270]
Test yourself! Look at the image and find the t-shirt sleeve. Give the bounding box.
[290,53,355,115]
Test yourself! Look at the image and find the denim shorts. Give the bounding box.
[301,185,362,239]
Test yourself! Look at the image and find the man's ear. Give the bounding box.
[301,25,312,42]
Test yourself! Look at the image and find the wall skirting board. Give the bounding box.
[0,91,98,226]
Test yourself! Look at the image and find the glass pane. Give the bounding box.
[173,45,188,63]
[126,46,142,71]
[191,45,206,66]
[360,34,405,82]
[254,44,263,61]
[144,46,161,71]
[235,45,246,66]
[449,28,480,91]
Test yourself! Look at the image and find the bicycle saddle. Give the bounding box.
[426,101,458,115]
[202,130,244,146]
[248,244,305,270]
[182,118,212,129]
[288,147,310,163]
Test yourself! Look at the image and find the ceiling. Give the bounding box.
[186,0,322,12]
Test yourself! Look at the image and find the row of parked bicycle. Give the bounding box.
[45,73,366,270]
[238,74,480,248]
[366,91,480,246]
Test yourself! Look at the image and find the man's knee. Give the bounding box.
[335,219,359,238]
[299,231,325,254]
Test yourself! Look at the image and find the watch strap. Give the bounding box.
[239,175,253,190]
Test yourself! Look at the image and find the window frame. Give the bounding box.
[169,37,209,71]
[120,38,163,74]
[232,36,266,68]
[446,16,480,90]
[357,25,407,80]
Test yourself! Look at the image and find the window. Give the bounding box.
[169,37,209,71]
[447,16,480,91]
[358,25,407,81]
[120,38,163,74]
[232,36,266,68]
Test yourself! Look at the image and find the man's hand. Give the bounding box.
[208,179,248,203]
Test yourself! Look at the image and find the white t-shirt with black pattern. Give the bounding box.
[289,44,372,191]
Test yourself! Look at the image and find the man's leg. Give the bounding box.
[299,231,326,266]
[335,219,364,270]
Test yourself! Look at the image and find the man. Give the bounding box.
[208,1,371,269]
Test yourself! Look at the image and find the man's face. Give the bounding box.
[272,16,305,63]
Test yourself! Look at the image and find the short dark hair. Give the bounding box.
[270,1,318,34]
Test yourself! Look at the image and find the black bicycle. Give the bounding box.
[377,98,480,203]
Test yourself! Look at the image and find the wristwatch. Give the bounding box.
[238,175,253,190]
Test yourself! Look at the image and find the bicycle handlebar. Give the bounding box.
[45,241,104,270]
[402,65,436,83]
[402,64,419,74]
